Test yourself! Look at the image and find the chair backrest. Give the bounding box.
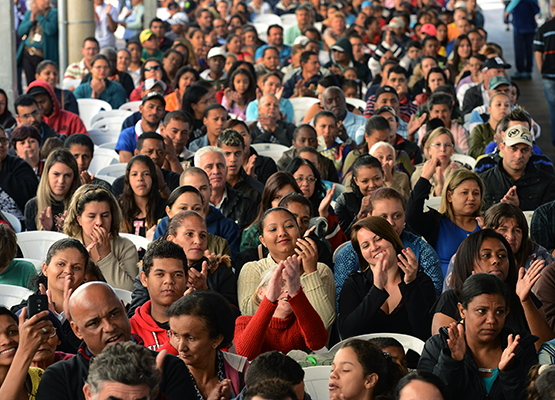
[280,14,297,25]
[523,211,533,230]
[90,118,125,132]
[3,212,21,233]
[345,98,367,113]
[251,23,269,41]
[119,101,142,112]
[113,287,132,306]
[63,78,81,90]
[14,258,44,274]
[120,233,151,251]
[328,333,425,355]
[96,163,128,177]
[332,240,351,263]
[77,99,113,130]
[88,129,121,146]
[252,14,281,25]
[424,196,442,211]
[16,231,69,260]
[450,153,476,169]
[94,174,118,185]
[88,153,120,175]
[251,143,290,153]
[90,110,132,127]
[97,142,118,150]
[0,284,34,308]
[289,97,320,125]
[303,366,332,400]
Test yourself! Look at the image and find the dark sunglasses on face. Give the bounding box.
[145,65,162,71]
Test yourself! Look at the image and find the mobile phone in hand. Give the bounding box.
[27,294,49,320]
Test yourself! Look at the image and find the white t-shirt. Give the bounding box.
[95,3,120,48]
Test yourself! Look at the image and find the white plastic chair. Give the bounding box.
[346,98,367,112]
[77,99,113,130]
[14,258,44,274]
[62,78,81,90]
[90,110,132,127]
[119,101,141,112]
[97,142,118,150]
[318,49,330,66]
[3,211,21,233]
[94,174,118,185]
[120,233,151,251]
[303,366,332,400]
[113,287,133,306]
[88,149,120,175]
[89,129,122,146]
[450,153,476,169]
[252,143,290,163]
[332,240,351,263]
[252,14,282,25]
[16,231,69,261]
[280,14,297,25]
[328,333,426,355]
[424,196,442,211]
[289,97,320,125]
[0,284,34,308]
[523,211,534,230]
[97,163,128,178]
[91,118,125,133]
[251,23,269,42]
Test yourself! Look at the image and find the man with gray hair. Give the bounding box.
[249,94,296,146]
[284,4,315,45]
[83,341,161,400]
[195,146,258,229]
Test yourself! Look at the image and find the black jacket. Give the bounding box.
[250,120,296,147]
[335,191,363,237]
[250,146,279,184]
[479,161,555,211]
[220,184,258,230]
[35,341,197,400]
[128,257,239,317]
[405,177,444,248]
[0,154,39,217]
[338,268,436,341]
[232,168,264,205]
[462,83,485,116]
[418,326,538,400]
[54,87,80,115]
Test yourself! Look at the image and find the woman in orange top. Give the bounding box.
[165,66,200,111]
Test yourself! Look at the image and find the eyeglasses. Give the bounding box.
[295,176,316,183]
[430,142,453,149]
[0,137,8,145]
[144,65,162,71]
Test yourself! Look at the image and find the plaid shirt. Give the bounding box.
[62,58,89,86]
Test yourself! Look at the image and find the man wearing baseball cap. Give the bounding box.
[200,47,227,89]
[116,91,166,162]
[479,124,555,210]
[140,29,163,62]
[462,56,511,116]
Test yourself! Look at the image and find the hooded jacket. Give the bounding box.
[129,300,170,351]
[324,37,371,83]
[27,80,87,136]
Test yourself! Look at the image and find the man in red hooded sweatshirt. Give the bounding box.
[26,79,88,136]
[130,240,189,351]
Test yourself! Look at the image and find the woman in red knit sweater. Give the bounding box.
[234,211,329,360]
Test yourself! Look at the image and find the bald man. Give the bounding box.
[321,86,366,143]
[36,282,196,400]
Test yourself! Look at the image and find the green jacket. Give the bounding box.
[468,123,495,159]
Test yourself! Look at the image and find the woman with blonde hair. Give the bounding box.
[369,142,410,199]
[407,168,484,276]
[24,148,79,231]
[64,184,138,291]
[411,127,459,197]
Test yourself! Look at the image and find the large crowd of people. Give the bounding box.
[3,0,555,398]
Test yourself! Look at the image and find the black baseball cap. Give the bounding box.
[375,85,399,100]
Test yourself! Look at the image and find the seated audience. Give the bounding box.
[35,281,196,400]
[431,229,554,349]
[238,207,335,329]
[189,104,228,152]
[246,72,294,123]
[0,225,36,288]
[118,155,166,238]
[64,185,138,291]
[159,110,193,171]
[392,371,449,400]
[250,94,296,147]
[235,255,328,360]
[339,217,436,340]
[64,134,111,189]
[161,291,248,398]
[221,68,257,120]
[13,95,60,148]
[130,240,187,350]
[165,66,200,112]
[407,169,483,276]
[24,148,80,232]
[369,142,410,199]
[11,125,43,177]
[419,273,538,400]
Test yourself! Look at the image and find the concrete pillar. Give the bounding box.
[144,0,157,31]
[0,0,18,108]
[66,0,95,64]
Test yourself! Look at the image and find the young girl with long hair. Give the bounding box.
[221,68,257,120]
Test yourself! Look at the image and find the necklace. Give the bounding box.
[478,368,493,373]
